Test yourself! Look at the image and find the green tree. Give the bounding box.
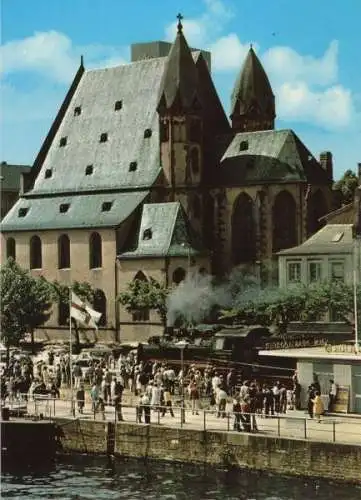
[0,259,53,356]
[333,169,358,206]
[118,278,169,325]
[51,280,97,353]
[220,281,361,333]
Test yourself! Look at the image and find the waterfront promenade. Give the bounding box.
[8,393,361,446]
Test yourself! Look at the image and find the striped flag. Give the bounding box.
[70,291,102,329]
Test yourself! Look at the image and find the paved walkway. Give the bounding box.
[7,395,361,446]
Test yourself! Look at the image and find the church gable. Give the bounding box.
[119,202,206,259]
[218,129,330,186]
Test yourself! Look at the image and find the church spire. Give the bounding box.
[230,46,275,132]
[157,13,198,112]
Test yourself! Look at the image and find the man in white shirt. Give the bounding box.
[216,386,228,418]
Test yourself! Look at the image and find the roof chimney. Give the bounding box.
[319,151,333,181]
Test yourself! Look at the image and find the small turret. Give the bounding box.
[230,46,275,132]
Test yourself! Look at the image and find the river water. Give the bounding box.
[1,454,359,500]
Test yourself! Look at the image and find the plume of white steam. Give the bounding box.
[166,267,264,327]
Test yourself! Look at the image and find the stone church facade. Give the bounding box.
[1,19,333,342]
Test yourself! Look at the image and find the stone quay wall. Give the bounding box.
[55,418,361,484]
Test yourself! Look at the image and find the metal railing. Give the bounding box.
[2,394,361,446]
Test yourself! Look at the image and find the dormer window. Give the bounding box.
[85,165,93,175]
[129,161,137,172]
[59,203,70,213]
[59,137,67,147]
[45,169,52,179]
[144,128,152,138]
[74,106,81,116]
[101,201,113,212]
[143,228,152,240]
[18,207,29,218]
[114,100,122,111]
[100,133,108,143]
[239,140,249,151]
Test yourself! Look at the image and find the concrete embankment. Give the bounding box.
[55,418,361,484]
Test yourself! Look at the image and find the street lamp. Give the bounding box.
[175,340,188,424]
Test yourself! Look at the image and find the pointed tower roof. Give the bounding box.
[230,46,275,118]
[158,14,198,111]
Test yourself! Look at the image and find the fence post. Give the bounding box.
[53,398,56,418]
[157,408,160,425]
[277,416,281,437]
[333,420,336,442]
[303,418,307,439]
[203,410,206,432]
[227,413,230,432]
[180,406,183,428]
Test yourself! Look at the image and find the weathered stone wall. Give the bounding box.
[55,418,361,484]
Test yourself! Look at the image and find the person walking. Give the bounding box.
[161,383,175,417]
[312,391,324,423]
[307,384,315,419]
[76,385,85,414]
[328,379,337,412]
[189,379,200,415]
[216,386,227,418]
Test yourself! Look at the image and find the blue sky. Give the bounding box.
[1,0,360,179]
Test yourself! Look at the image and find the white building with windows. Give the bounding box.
[278,223,359,288]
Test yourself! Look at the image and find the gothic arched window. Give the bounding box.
[89,232,102,269]
[94,289,107,326]
[58,234,70,269]
[232,193,256,265]
[58,301,69,326]
[191,148,200,174]
[6,237,16,260]
[134,270,148,282]
[30,235,42,269]
[307,189,327,237]
[272,191,297,252]
[172,267,186,284]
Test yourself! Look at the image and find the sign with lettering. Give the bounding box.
[325,344,357,354]
[264,337,327,350]
[333,385,350,413]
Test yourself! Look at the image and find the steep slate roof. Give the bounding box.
[278,224,354,255]
[119,202,206,259]
[1,191,149,231]
[29,57,167,195]
[157,25,198,110]
[1,163,31,191]
[230,47,275,118]
[218,129,329,186]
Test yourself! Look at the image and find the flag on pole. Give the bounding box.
[70,291,102,329]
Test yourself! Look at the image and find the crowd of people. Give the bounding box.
[0,346,336,432]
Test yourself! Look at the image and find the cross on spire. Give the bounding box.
[177,13,183,33]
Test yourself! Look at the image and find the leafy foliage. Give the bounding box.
[0,259,53,349]
[220,281,360,332]
[333,169,358,206]
[51,280,96,306]
[118,278,170,325]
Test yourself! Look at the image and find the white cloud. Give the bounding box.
[0,30,127,83]
[263,41,339,87]
[210,34,254,71]
[277,82,353,129]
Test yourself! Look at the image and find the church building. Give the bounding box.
[1,16,334,342]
